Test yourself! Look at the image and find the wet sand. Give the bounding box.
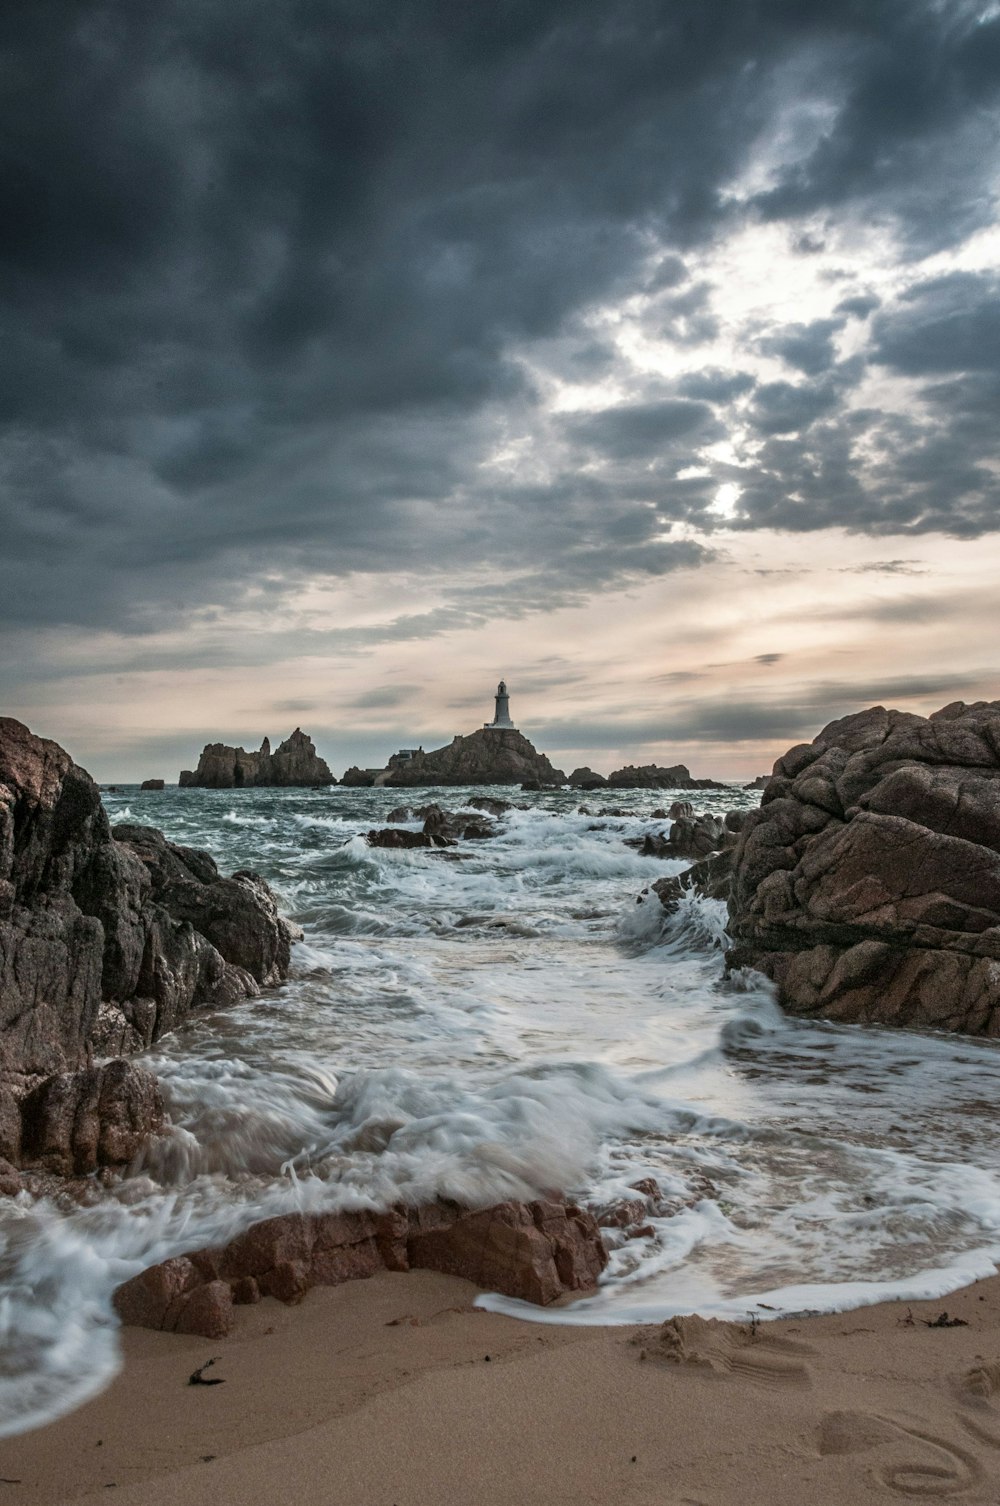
[5,1269,1000,1505]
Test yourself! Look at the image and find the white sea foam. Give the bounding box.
[7,780,1000,1435]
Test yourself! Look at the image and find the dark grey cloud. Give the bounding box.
[754,653,784,665]
[872,272,1000,375]
[748,380,842,435]
[676,369,755,403]
[1,0,999,654]
[835,293,880,319]
[566,398,717,458]
[756,319,843,376]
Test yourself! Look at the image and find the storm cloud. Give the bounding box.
[2,0,999,641]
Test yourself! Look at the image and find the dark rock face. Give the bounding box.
[0,719,296,1174]
[568,767,606,789]
[366,803,498,850]
[647,849,735,912]
[114,1197,608,1335]
[607,762,728,790]
[727,700,1000,1034]
[340,766,377,787]
[179,728,335,788]
[17,1060,166,1177]
[139,779,165,791]
[383,729,565,788]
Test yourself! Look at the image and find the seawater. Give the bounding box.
[4,782,1000,1435]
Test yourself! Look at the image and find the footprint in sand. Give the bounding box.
[640,1314,815,1388]
[818,1410,984,1497]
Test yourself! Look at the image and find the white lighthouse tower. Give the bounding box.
[484,678,516,731]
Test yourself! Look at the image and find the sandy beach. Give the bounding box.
[5,1269,1000,1505]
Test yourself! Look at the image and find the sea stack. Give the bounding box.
[179,728,335,788]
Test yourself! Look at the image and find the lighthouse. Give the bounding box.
[484,678,516,731]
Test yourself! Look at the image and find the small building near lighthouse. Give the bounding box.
[484,678,516,731]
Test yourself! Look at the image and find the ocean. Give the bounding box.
[3,781,1000,1436]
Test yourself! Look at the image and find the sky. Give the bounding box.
[3,0,1000,780]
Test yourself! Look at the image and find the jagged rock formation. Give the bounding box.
[0,718,296,1175]
[140,779,164,791]
[727,700,1000,1034]
[114,1197,608,1335]
[179,728,334,788]
[381,728,565,788]
[607,762,728,790]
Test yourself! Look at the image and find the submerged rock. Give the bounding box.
[179,728,335,788]
[727,700,1000,1034]
[114,1197,609,1334]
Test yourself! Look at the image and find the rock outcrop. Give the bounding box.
[727,700,1000,1034]
[0,718,296,1172]
[114,1197,608,1335]
[366,804,497,850]
[607,762,728,790]
[381,729,565,788]
[179,729,335,788]
[140,779,165,791]
[340,766,377,787]
[568,767,607,789]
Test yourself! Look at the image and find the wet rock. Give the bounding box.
[366,828,452,849]
[114,826,293,988]
[114,1256,235,1339]
[408,1200,607,1304]
[115,1198,608,1335]
[179,728,335,788]
[647,849,735,911]
[18,1060,166,1177]
[139,779,165,791]
[0,720,296,1171]
[467,797,514,816]
[632,812,732,861]
[727,699,1000,1033]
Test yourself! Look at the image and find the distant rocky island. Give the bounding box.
[176,683,729,791]
[180,728,334,788]
[347,726,566,789]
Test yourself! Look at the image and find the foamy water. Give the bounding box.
[3,782,1000,1436]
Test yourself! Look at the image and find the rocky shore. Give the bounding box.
[0,719,613,1322]
[726,699,1000,1035]
[634,698,1000,1040]
[0,718,296,1181]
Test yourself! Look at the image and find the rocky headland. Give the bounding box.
[0,718,296,1179]
[726,699,1000,1035]
[380,728,565,788]
[180,728,335,788]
